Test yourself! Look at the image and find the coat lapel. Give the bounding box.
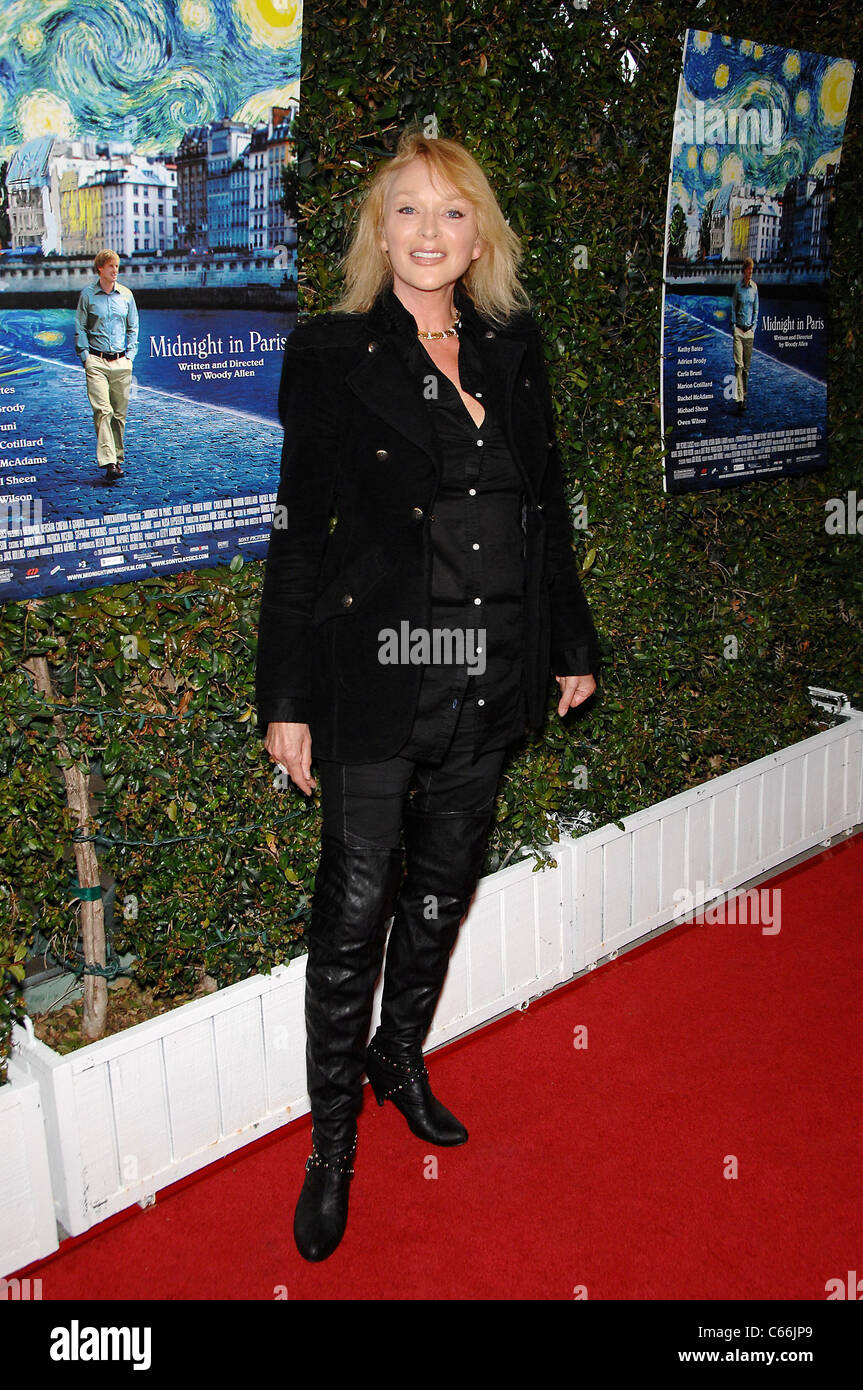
[344,288,441,467]
[344,282,531,491]
[345,341,442,467]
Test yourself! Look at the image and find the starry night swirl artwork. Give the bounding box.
[0,0,301,152]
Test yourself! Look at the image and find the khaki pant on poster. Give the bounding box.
[733,325,755,403]
[84,354,133,467]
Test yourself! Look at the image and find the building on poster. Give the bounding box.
[0,0,302,601]
[660,30,855,494]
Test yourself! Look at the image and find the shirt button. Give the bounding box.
[473,597,481,605]
[477,699,485,707]
[411,506,424,521]
[376,449,389,461]
[472,542,480,550]
[476,439,483,447]
[469,488,476,496]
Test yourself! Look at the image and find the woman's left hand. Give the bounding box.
[555,674,597,717]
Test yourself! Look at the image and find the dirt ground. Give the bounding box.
[31,975,217,1054]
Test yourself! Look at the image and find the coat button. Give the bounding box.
[341,593,353,607]
[367,341,378,352]
[376,449,389,461]
[412,506,424,521]
[523,377,531,388]
[484,330,495,339]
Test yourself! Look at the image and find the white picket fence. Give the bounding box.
[572,708,863,965]
[7,705,862,1253]
[0,1059,57,1278]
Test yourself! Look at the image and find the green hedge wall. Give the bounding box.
[2,0,861,1075]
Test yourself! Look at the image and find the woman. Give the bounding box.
[255,129,600,1262]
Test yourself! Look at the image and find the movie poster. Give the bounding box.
[0,0,301,599]
[661,30,855,494]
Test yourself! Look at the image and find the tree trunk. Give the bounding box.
[22,655,107,1040]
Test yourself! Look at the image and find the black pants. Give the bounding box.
[303,694,515,1149]
[316,693,511,848]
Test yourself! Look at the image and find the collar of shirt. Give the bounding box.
[372,280,484,344]
[373,281,484,387]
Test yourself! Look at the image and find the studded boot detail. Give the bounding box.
[295,836,403,1260]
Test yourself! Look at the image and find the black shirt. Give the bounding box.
[392,313,529,764]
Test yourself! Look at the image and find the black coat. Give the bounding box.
[255,281,601,763]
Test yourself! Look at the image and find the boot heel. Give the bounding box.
[365,1051,388,1106]
[365,1042,467,1145]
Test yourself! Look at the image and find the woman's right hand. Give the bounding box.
[264,721,317,796]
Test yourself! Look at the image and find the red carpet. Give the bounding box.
[16,832,863,1300]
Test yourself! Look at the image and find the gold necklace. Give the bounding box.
[417,313,461,341]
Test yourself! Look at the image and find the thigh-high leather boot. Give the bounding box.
[365,800,495,1146]
[294,834,403,1261]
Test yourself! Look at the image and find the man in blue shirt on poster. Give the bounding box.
[731,257,759,414]
[74,249,139,481]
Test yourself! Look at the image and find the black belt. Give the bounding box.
[91,349,126,361]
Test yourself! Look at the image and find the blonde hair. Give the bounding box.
[333,129,529,324]
[94,248,120,271]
